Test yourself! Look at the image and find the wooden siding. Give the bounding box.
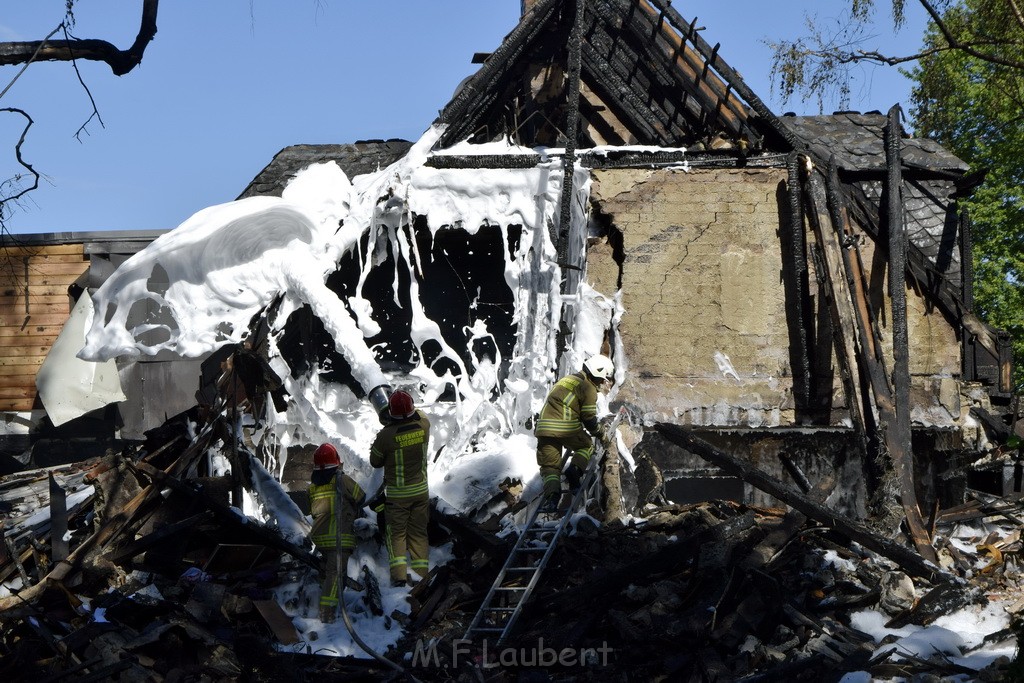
[0,244,87,411]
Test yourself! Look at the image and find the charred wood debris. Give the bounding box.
[0,350,1020,682]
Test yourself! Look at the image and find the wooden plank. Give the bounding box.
[0,273,84,288]
[0,386,37,399]
[0,312,73,327]
[1,284,76,297]
[0,244,84,256]
[0,294,72,307]
[0,305,70,321]
[0,398,34,411]
[0,324,62,338]
[0,253,87,264]
[0,340,59,355]
[804,168,867,435]
[0,374,39,388]
[253,599,300,645]
[0,355,46,367]
[0,262,89,277]
[822,161,935,563]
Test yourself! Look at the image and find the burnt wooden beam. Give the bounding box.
[105,510,215,564]
[579,42,666,143]
[843,181,1002,362]
[590,0,726,138]
[782,152,814,415]
[438,0,562,145]
[129,460,322,570]
[885,105,926,558]
[640,0,800,150]
[631,0,749,132]
[824,158,936,563]
[656,424,954,583]
[803,167,868,437]
[556,0,586,267]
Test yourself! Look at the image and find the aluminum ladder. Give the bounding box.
[462,408,624,646]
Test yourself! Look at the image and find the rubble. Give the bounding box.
[0,398,1021,681]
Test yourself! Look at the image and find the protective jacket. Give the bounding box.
[535,372,600,438]
[370,409,430,500]
[370,408,431,584]
[309,472,365,551]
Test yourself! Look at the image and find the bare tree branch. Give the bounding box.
[0,0,159,76]
[61,24,106,142]
[1008,0,1024,33]
[0,25,63,102]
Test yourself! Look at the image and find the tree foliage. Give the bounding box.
[772,0,1024,392]
[908,0,1024,391]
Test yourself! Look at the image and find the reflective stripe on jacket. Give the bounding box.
[535,372,599,438]
[309,472,365,548]
[370,409,430,499]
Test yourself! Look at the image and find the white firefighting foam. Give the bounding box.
[79,126,614,512]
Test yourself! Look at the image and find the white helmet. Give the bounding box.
[583,354,614,381]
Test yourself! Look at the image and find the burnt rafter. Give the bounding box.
[434,0,776,150]
[617,0,748,135]
[585,8,709,142]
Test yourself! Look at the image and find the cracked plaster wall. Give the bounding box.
[589,167,964,430]
[590,167,792,427]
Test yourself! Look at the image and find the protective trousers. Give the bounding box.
[536,432,594,495]
[384,493,430,584]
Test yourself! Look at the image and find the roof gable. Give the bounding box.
[434,0,791,151]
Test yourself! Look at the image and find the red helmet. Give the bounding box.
[388,390,415,419]
[313,443,340,470]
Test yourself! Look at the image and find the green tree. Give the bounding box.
[771,0,1024,392]
[908,0,1024,391]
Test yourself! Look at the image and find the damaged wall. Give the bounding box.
[587,166,965,432]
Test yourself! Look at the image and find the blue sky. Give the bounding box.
[0,1,928,235]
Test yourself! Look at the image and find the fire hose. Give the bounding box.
[333,470,422,682]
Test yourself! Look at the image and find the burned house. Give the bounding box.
[224,0,1014,522]
[0,0,1022,679]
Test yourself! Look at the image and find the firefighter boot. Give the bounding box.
[565,464,583,493]
[538,491,560,514]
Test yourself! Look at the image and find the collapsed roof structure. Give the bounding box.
[1,0,1021,678]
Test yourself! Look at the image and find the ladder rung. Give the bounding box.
[483,607,516,613]
[494,586,525,592]
[506,566,535,572]
[470,627,507,633]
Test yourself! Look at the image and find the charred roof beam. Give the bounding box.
[586,4,718,142]
[639,0,799,150]
[437,0,563,147]
[617,0,750,135]
[579,42,669,144]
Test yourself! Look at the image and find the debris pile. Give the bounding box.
[0,404,1021,681]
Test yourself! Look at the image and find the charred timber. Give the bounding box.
[782,152,814,415]
[803,168,868,437]
[0,0,159,76]
[639,0,799,150]
[437,0,561,146]
[546,510,756,613]
[655,424,954,584]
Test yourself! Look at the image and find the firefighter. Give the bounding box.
[535,354,615,513]
[308,442,365,623]
[369,390,431,587]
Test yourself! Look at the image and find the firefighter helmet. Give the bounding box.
[313,443,341,470]
[583,354,614,381]
[388,390,416,419]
